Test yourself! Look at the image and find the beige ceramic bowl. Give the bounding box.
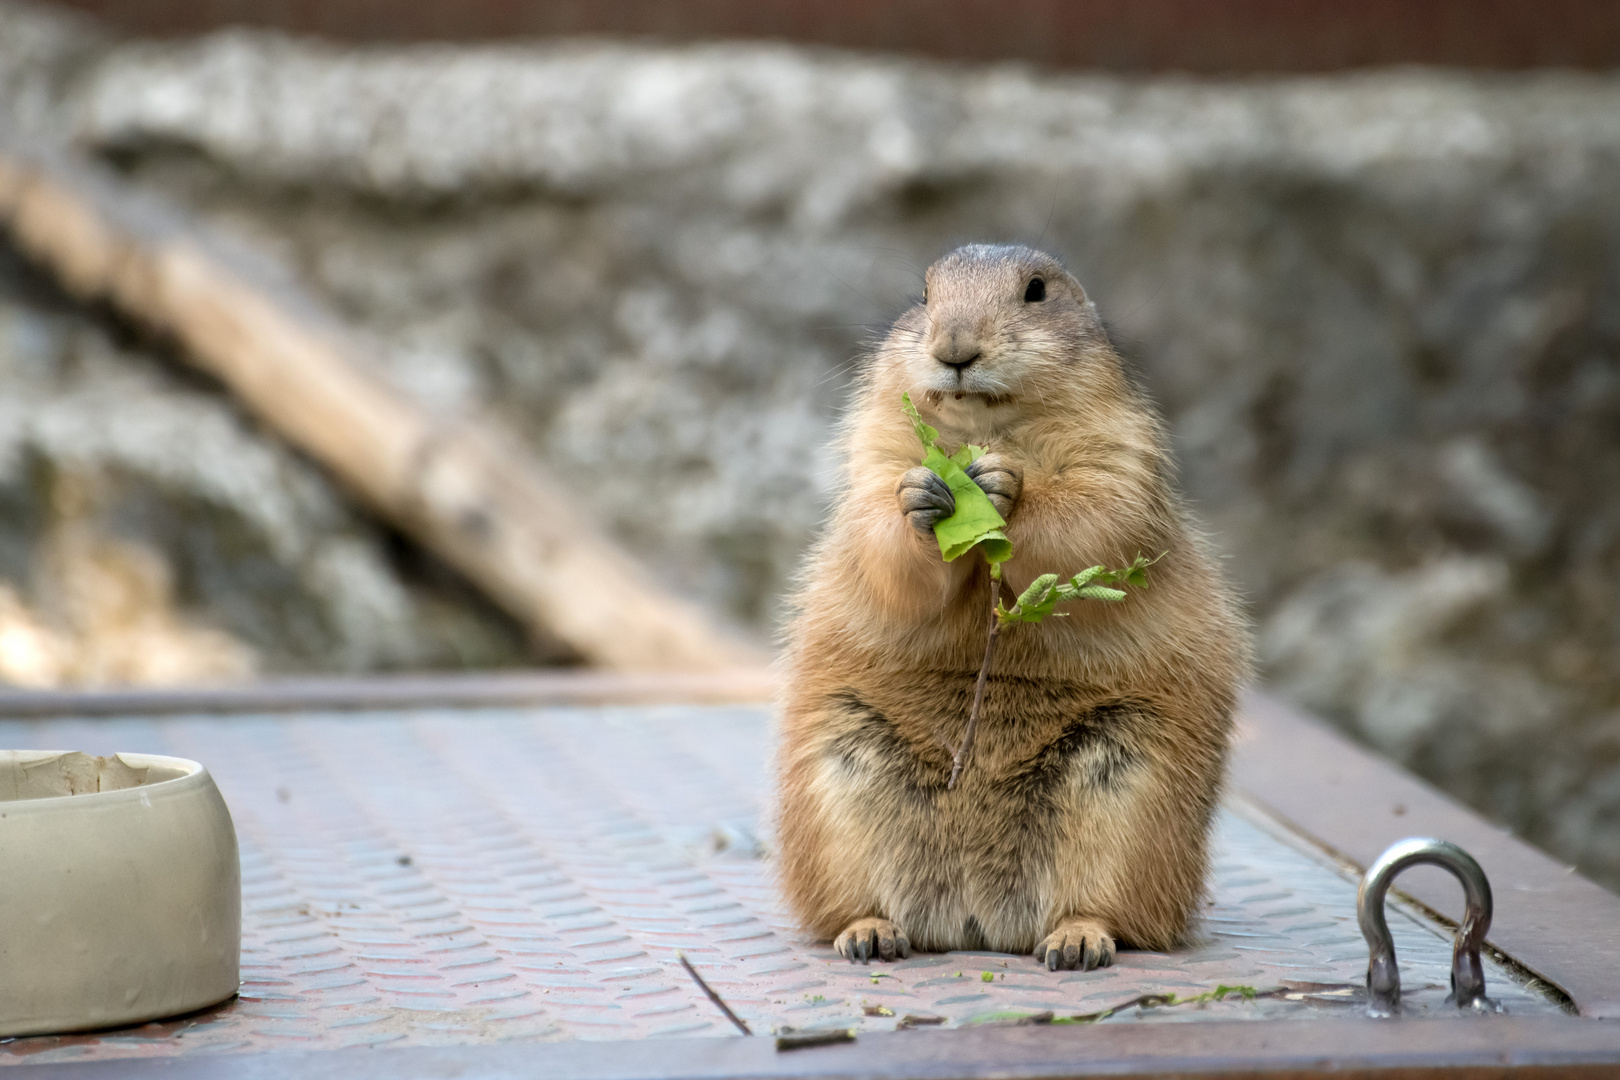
[0,750,240,1037]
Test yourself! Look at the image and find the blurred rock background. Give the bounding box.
[3,2,1620,888]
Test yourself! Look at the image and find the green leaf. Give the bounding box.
[1211,984,1258,1001]
[949,444,987,470]
[902,393,1011,565]
[902,392,939,449]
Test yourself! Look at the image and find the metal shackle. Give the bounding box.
[1357,837,1497,1017]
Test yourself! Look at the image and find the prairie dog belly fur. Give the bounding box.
[775,244,1250,969]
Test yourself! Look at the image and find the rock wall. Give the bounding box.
[0,240,536,681]
[3,3,1620,887]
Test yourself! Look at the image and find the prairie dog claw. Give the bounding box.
[897,467,955,536]
[834,917,911,963]
[965,454,1022,520]
[1034,918,1116,971]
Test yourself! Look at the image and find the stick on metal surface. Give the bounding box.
[676,951,751,1035]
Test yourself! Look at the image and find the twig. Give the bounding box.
[948,575,1002,790]
[776,1028,856,1051]
[1068,992,1176,1023]
[1068,984,1290,1023]
[676,951,751,1035]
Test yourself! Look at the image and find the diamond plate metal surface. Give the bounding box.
[0,705,1565,1066]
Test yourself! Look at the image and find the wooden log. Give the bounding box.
[0,133,768,674]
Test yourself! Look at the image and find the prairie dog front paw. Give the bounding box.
[834,917,911,963]
[965,453,1022,520]
[896,467,954,537]
[1034,917,1115,971]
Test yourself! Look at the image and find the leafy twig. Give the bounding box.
[904,393,1159,787]
[677,950,751,1035]
[995,555,1162,626]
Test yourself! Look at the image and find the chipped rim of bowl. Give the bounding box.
[1,751,211,813]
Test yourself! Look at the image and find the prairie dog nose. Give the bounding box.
[931,331,981,370]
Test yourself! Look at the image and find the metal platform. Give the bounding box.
[0,699,1576,1071]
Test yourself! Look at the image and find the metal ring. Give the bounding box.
[1357,837,1498,1017]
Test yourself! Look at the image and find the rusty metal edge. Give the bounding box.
[0,669,775,717]
[8,1016,1620,1079]
[1230,689,1620,1021]
[43,0,1620,73]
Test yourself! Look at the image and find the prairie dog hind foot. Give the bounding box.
[834,917,911,963]
[1035,917,1116,971]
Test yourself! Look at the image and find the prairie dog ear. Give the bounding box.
[1052,267,1086,304]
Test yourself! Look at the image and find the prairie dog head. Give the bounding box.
[881,244,1121,437]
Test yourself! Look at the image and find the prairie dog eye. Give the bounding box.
[1024,278,1046,303]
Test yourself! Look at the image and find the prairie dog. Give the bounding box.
[775,244,1250,970]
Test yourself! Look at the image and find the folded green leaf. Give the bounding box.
[902,393,1011,565]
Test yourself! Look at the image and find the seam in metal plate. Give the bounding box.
[0,705,1564,1066]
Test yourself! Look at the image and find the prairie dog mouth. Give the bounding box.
[924,389,1012,407]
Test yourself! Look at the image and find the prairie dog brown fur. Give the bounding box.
[775,244,1250,970]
